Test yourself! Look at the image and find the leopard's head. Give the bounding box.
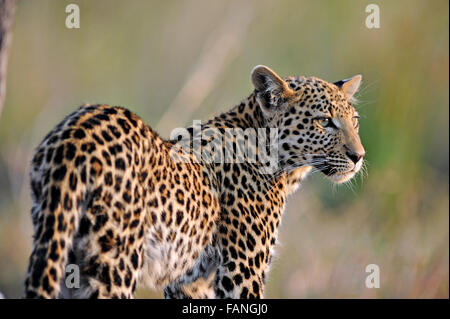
[251,65,365,184]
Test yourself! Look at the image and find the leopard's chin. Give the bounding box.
[327,170,356,184]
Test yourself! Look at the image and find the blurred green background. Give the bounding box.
[0,0,448,298]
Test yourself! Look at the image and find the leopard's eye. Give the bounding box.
[317,117,332,128]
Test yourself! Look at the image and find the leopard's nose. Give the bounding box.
[346,150,365,164]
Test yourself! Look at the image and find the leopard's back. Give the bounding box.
[25,104,220,298]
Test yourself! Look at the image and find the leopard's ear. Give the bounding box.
[251,65,293,113]
[334,75,362,100]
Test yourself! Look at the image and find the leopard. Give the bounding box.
[24,65,365,299]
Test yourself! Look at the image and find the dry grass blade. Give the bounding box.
[0,0,17,119]
[155,1,254,136]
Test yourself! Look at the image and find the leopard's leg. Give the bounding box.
[163,244,220,299]
[24,165,83,298]
[209,215,270,299]
[61,181,147,299]
[164,248,267,299]
[164,271,216,299]
[212,262,265,299]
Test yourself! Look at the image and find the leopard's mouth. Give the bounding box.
[327,169,357,184]
[315,159,362,184]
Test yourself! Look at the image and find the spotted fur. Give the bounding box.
[24,65,365,298]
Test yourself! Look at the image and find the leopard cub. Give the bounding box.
[25,65,365,298]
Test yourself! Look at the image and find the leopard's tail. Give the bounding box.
[24,144,86,298]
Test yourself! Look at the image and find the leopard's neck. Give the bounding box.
[167,91,311,198]
[205,91,266,130]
